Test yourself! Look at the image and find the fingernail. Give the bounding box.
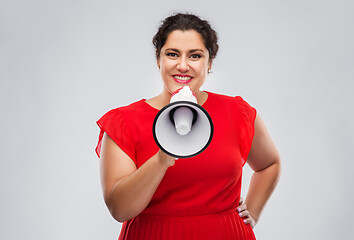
[243,219,247,223]
[237,208,241,212]
[239,213,242,217]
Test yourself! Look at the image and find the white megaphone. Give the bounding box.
[153,86,214,158]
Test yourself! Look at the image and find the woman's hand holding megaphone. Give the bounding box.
[157,149,176,167]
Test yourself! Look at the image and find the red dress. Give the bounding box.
[96,92,257,240]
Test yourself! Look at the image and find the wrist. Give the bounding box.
[157,150,176,167]
[248,209,259,224]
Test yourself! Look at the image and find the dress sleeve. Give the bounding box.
[95,108,136,163]
[235,96,257,166]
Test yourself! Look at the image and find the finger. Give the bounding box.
[243,216,256,228]
[238,210,250,218]
[239,197,244,205]
[251,220,256,229]
[236,203,247,212]
[243,217,249,224]
[243,216,253,224]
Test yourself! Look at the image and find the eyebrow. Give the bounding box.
[164,48,205,53]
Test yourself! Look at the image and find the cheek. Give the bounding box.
[160,62,175,87]
[200,67,207,76]
[195,64,208,76]
[160,60,175,73]
[160,57,174,69]
[193,60,209,74]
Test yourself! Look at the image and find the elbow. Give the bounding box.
[271,150,281,168]
[274,159,281,182]
[268,152,281,175]
[255,156,281,184]
[105,197,134,223]
[269,153,281,174]
[275,154,281,174]
[254,156,281,174]
[269,156,281,185]
[110,208,130,223]
[106,201,130,223]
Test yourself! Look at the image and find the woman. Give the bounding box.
[96,13,280,240]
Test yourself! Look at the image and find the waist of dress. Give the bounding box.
[139,207,238,221]
[121,207,256,240]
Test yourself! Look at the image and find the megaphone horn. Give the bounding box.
[152,87,213,159]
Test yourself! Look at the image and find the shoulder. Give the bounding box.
[100,99,146,118]
[206,91,254,108]
[206,91,235,101]
[95,101,145,160]
[96,100,147,131]
[118,99,147,113]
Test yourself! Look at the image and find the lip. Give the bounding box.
[172,74,193,84]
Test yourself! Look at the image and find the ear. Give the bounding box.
[208,60,213,71]
[157,57,160,69]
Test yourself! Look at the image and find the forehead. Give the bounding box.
[163,30,207,50]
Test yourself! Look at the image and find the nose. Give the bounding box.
[177,57,190,72]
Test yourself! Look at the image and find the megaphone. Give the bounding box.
[153,87,214,158]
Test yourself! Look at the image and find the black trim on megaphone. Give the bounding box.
[168,106,198,126]
[152,101,214,159]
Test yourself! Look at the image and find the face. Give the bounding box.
[158,30,212,95]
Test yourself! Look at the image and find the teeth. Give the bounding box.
[174,75,192,80]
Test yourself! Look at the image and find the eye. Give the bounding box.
[166,52,178,58]
[190,54,201,59]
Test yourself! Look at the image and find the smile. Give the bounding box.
[173,75,193,84]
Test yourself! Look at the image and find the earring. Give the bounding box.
[207,69,212,74]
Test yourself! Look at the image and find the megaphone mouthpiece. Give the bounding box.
[173,106,194,136]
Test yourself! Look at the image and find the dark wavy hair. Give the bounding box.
[152,13,219,61]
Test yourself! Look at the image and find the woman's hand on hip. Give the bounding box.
[238,197,257,228]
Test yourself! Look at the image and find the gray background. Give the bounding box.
[1,0,353,239]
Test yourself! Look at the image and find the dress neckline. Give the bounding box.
[143,91,211,111]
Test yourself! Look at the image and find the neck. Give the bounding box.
[194,90,208,105]
[162,89,206,104]
[146,88,208,110]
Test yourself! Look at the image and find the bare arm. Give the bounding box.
[100,133,175,222]
[243,114,281,225]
